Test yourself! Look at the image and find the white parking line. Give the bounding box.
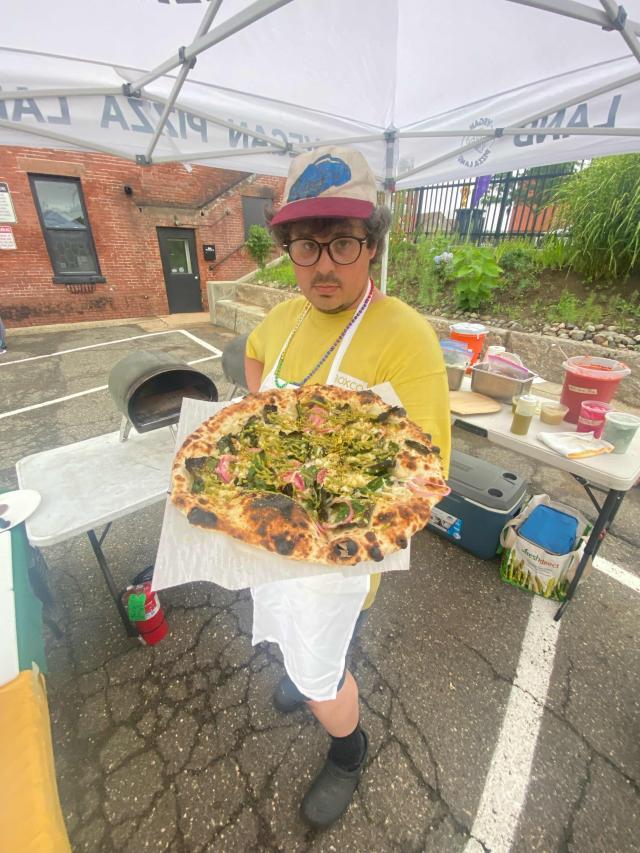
[0,330,177,366]
[0,328,223,367]
[0,336,222,420]
[594,555,640,593]
[465,596,560,853]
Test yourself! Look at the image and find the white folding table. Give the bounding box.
[17,428,176,635]
[452,402,640,618]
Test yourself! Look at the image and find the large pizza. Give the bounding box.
[171,386,449,565]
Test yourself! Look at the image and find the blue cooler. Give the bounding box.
[427,450,527,559]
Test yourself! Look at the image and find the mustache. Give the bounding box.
[311,273,341,286]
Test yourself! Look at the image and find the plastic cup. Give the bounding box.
[576,401,612,439]
[601,411,640,454]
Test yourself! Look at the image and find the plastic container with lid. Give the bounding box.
[601,411,640,454]
[560,356,630,423]
[540,401,569,425]
[440,338,472,368]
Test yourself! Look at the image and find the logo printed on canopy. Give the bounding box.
[458,117,495,169]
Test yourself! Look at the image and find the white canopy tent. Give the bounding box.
[2,0,640,286]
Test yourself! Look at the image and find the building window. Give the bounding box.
[242,196,270,240]
[29,175,105,284]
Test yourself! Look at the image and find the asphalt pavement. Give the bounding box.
[0,315,638,853]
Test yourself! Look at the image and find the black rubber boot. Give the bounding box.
[272,674,307,713]
[301,730,368,828]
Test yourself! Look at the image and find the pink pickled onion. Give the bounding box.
[215,454,234,483]
[316,468,328,485]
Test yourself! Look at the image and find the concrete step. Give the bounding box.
[214,298,267,334]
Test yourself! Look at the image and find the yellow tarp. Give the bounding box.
[0,669,71,853]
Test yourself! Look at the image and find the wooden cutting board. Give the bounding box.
[449,390,502,414]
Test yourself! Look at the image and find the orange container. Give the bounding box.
[449,323,488,365]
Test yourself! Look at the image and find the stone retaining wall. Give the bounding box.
[205,279,640,408]
[427,315,640,407]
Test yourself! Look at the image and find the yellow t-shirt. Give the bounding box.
[246,293,451,608]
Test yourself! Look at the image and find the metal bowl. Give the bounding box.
[470,363,535,401]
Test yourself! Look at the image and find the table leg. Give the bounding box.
[554,488,626,621]
[86,529,138,637]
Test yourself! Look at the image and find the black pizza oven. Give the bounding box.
[108,352,217,435]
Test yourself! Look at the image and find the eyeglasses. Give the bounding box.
[284,236,368,267]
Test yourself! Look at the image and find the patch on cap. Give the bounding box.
[271,145,377,226]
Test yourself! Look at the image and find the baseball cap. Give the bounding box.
[270,145,378,226]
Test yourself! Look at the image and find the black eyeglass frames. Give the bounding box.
[284,236,368,267]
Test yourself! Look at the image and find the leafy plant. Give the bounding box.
[259,256,298,288]
[387,233,452,307]
[553,153,640,280]
[538,232,571,270]
[245,224,274,269]
[494,239,540,290]
[449,243,502,310]
[548,290,579,325]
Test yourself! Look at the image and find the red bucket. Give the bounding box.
[560,357,630,424]
[449,323,487,366]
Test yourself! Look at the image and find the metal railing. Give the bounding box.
[393,162,587,243]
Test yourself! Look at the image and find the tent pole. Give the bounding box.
[507,0,640,35]
[379,130,397,296]
[0,87,120,101]
[143,0,224,163]
[398,67,640,182]
[129,0,296,93]
[0,118,137,159]
[600,0,640,64]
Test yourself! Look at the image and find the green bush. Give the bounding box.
[260,257,298,288]
[449,243,502,310]
[538,233,570,270]
[494,239,540,290]
[387,233,452,308]
[245,224,274,269]
[553,154,640,280]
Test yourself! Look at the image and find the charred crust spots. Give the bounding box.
[431,445,440,455]
[272,534,296,555]
[357,391,377,404]
[251,493,296,520]
[377,512,394,523]
[185,456,209,474]
[406,440,431,455]
[367,544,384,562]
[395,534,408,549]
[405,457,417,471]
[365,531,377,543]
[333,538,358,559]
[398,506,412,521]
[187,507,218,528]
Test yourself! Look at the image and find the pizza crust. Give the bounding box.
[171,386,448,565]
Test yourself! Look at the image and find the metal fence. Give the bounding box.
[393,161,587,243]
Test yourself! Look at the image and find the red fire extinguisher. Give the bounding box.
[124,578,168,645]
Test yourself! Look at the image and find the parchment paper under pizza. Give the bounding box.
[171,386,449,566]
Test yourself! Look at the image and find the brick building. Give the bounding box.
[0,146,285,327]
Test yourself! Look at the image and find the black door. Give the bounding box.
[157,227,202,313]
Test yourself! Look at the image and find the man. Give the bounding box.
[244,145,450,828]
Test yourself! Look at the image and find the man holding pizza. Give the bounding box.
[243,144,450,827]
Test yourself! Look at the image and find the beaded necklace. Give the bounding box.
[273,280,374,389]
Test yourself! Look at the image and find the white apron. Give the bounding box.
[251,282,406,701]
